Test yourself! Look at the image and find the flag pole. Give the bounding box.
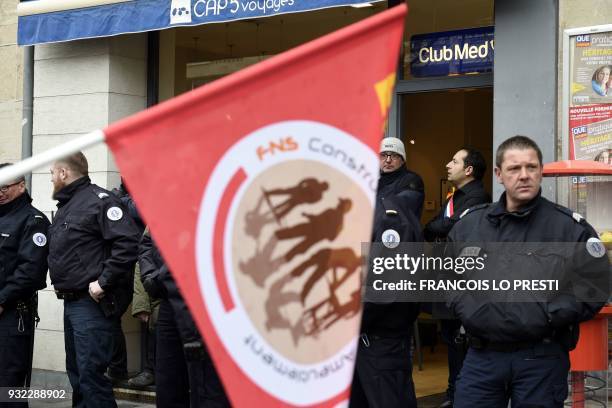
[0,129,105,185]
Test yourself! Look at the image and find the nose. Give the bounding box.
[518,166,529,179]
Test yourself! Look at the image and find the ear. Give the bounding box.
[464,165,474,177]
[494,167,503,184]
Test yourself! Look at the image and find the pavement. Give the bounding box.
[31,399,154,408]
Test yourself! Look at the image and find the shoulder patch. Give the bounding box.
[107,206,124,221]
[459,203,490,219]
[554,205,586,224]
[32,232,47,247]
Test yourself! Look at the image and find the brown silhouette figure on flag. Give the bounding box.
[275,198,352,261]
[264,247,362,345]
[238,236,285,287]
[244,178,328,238]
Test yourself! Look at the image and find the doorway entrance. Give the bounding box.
[395,81,494,399]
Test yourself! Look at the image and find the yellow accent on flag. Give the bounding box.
[375,72,397,116]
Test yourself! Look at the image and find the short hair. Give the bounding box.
[495,136,543,168]
[57,152,88,177]
[0,163,25,183]
[460,147,487,181]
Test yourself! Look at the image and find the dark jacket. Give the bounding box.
[362,194,422,337]
[373,167,424,237]
[447,191,609,347]
[0,192,49,308]
[139,230,202,345]
[424,179,490,242]
[48,177,140,311]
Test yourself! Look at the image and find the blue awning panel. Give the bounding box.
[18,0,383,45]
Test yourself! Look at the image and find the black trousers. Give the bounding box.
[349,334,416,408]
[156,299,190,408]
[0,308,33,408]
[440,319,465,401]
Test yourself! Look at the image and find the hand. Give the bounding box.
[88,280,105,302]
[134,312,150,323]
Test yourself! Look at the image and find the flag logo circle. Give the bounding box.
[196,120,378,404]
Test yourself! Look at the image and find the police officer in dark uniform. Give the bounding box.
[349,138,423,408]
[447,136,609,407]
[423,148,490,408]
[139,228,230,408]
[0,163,49,406]
[47,152,139,408]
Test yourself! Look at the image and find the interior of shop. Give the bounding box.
[158,0,494,399]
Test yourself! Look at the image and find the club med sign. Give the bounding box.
[410,27,494,77]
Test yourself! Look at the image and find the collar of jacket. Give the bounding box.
[456,179,484,197]
[487,189,542,222]
[0,191,31,217]
[54,176,91,207]
[378,166,409,187]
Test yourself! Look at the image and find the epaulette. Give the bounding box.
[554,205,586,224]
[94,190,110,199]
[459,203,490,219]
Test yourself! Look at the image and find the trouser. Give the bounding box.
[108,317,127,378]
[186,348,231,408]
[349,334,416,408]
[64,296,117,408]
[454,342,569,408]
[156,299,189,408]
[0,307,34,408]
[440,319,466,401]
[143,323,156,374]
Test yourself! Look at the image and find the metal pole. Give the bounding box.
[21,45,34,190]
[0,129,106,185]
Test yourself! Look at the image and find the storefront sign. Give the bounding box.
[568,31,612,161]
[409,27,494,77]
[17,0,384,45]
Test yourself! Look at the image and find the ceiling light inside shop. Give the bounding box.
[350,3,373,8]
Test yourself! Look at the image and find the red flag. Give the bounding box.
[104,5,406,406]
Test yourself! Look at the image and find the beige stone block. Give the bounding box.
[0,46,19,100]
[33,329,67,372]
[0,23,18,46]
[30,173,56,213]
[109,33,147,60]
[33,133,112,173]
[33,93,109,135]
[37,290,65,331]
[109,55,146,97]
[35,54,110,98]
[35,37,109,61]
[108,93,146,123]
[0,99,22,161]
[0,0,18,26]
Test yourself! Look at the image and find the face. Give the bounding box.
[446,149,471,187]
[597,67,610,84]
[0,179,25,205]
[495,148,542,210]
[379,152,404,173]
[50,164,68,196]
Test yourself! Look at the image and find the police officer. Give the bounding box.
[423,148,490,408]
[376,137,424,220]
[0,164,49,406]
[349,139,423,408]
[447,136,609,407]
[48,152,139,408]
[139,228,230,408]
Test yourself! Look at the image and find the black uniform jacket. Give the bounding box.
[447,191,609,344]
[0,192,49,308]
[139,230,202,344]
[48,177,139,295]
[373,166,424,235]
[362,194,422,337]
[424,179,490,242]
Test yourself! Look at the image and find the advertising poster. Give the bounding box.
[569,31,612,160]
